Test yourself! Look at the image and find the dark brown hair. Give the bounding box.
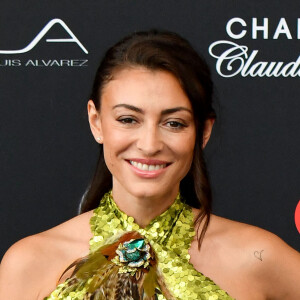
[80,30,216,247]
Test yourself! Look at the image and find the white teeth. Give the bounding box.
[131,161,138,167]
[149,165,155,171]
[129,161,167,171]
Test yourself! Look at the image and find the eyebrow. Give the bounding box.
[113,104,193,115]
[113,104,143,113]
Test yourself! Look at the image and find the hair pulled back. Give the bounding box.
[80,30,216,246]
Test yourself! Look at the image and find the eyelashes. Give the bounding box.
[118,117,137,124]
[117,117,188,131]
[165,121,187,129]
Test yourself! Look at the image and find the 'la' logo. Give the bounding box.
[0,18,88,54]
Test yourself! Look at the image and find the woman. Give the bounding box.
[0,30,299,300]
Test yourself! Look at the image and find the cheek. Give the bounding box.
[101,124,133,168]
[170,133,195,164]
[180,134,196,170]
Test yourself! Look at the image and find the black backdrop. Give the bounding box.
[1,0,299,258]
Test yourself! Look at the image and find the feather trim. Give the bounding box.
[57,232,175,300]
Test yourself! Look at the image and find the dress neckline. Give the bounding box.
[89,190,188,250]
[45,191,235,299]
[107,190,184,228]
[88,191,234,299]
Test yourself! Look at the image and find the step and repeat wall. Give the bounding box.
[1,0,299,257]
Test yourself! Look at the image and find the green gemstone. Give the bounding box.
[125,251,141,261]
[127,239,145,250]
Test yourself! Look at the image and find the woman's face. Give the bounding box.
[88,67,196,200]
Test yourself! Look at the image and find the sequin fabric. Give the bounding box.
[46,191,234,300]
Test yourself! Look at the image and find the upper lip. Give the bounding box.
[127,158,171,165]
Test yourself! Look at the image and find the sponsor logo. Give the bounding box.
[208,18,300,77]
[0,18,88,68]
[0,59,88,67]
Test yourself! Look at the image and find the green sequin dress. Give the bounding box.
[46,192,234,300]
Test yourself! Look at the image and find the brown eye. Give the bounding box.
[166,121,186,129]
[118,117,137,124]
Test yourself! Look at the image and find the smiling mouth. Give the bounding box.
[128,160,168,171]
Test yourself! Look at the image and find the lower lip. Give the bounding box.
[127,161,169,178]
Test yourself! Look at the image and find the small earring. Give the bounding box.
[96,137,102,142]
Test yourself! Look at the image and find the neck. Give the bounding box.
[111,181,179,228]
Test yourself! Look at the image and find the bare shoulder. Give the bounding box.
[198,214,300,300]
[209,214,299,262]
[0,210,94,300]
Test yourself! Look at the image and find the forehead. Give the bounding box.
[100,67,193,111]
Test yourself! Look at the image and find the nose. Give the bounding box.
[136,122,163,156]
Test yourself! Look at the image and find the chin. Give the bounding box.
[129,186,162,199]
[126,182,177,201]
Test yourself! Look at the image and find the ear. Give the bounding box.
[202,118,215,148]
[87,100,103,144]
